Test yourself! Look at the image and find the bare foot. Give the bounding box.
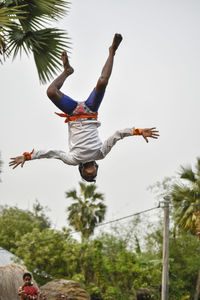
[109,33,123,55]
[62,51,74,75]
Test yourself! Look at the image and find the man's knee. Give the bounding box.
[46,86,56,100]
[96,76,108,91]
[99,75,109,87]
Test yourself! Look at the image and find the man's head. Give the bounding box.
[23,272,32,286]
[79,161,98,182]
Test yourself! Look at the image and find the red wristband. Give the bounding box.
[23,149,34,160]
[133,128,143,135]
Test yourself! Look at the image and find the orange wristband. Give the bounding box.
[133,128,143,135]
[23,149,34,160]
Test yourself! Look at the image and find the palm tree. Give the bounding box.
[0,0,70,84]
[66,182,106,241]
[171,158,200,300]
[171,158,200,236]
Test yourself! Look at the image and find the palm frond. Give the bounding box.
[12,0,70,29]
[33,28,71,84]
[0,5,27,28]
[0,34,6,56]
[66,190,79,201]
[84,184,97,199]
[0,5,26,57]
[7,27,71,83]
[172,184,196,204]
[172,158,200,236]
[196,158,200,178]
[33,0,70,20]
[181,205,194,220]
[79,182,87,195]
[180,166,196,183]
[6,26,28,58]
[92,192,104,201]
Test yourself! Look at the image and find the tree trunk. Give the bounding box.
[194,268,200,300]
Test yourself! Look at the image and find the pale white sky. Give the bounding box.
[1,0,200,230]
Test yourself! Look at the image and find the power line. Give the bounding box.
[96,205,160,227]
[0,204,161,251]
[1,201,200,251]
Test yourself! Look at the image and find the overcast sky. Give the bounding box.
[1,0,200,231]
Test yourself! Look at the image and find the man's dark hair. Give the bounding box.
[78,161,98,182]
[23,272,32,280]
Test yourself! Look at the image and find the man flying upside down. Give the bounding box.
[9,34,159,182]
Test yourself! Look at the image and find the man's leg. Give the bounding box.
[96,33,123,92]
[46,52,77,114]
[85,33,122,112]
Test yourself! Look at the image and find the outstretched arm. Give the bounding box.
[9,149,77,169]
[101,127,159,157]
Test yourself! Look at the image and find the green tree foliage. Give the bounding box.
[3,169,200,299]
[169,230,200,299]
[0,201,51,250]
[145,221,200,300]
[66,182,106,241]
[85,232,161,300]
[150,158,200,299]
[170,158,200,300]
[3,201,200,299]
[12,224,161,299]
[13,227,76,285]
[0,0,70,83]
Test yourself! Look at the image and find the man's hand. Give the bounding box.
[9,155,26,169]
[142,127,159,143]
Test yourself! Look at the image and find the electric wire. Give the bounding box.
[1,201,200,251]
[0,204,161,251]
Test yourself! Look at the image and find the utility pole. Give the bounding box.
[161,196,170,300]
